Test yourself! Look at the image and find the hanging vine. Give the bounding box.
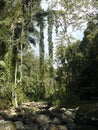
[48,11,54,77]
[36,10,47,78]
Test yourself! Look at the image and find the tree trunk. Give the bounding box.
[12,60,18,108]
[20,43,23,82]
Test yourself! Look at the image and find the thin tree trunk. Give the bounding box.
[12,60,18,108]
[10,25,18,107]
[20,43,23,82]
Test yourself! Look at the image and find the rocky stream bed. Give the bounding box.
[0,102,98,130]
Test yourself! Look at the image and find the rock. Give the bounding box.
[61,113,74,124]
[52,117,61,124]
[23,111,36,124]
[21,101,48,110]
[57,125,68,130]
[49,109,62,118]
[47,124,58,130]
[68,109,77,113]
[0,121,16,130]
[0,119,4,122]
[40,122,50,130]
[47,124,68,130]
[35,114,51,124]
[64,111,72,116]
[0,102,78,130]
[15,121,24,129]
[24,124,39,130]
[48,106,56,111]
[61,113,67,120]
[9,107,17,116]
[60,108,66,112]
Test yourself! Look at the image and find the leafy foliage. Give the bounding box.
[0,0,98,108]
[55,17,98,105]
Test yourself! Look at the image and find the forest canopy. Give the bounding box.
[0,0,98,108]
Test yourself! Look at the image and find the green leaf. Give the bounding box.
[0,60,5,67]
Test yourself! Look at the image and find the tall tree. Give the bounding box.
[55,15,98,103]
[0,0,41,107]
[48,10,54,77]
[75,16,98,100]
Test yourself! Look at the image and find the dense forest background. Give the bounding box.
[0,0,98,108]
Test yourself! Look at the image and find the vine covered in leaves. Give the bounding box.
[48,11,54,77]
[36,10,45,78]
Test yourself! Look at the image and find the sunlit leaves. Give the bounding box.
[0,61,5,67]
